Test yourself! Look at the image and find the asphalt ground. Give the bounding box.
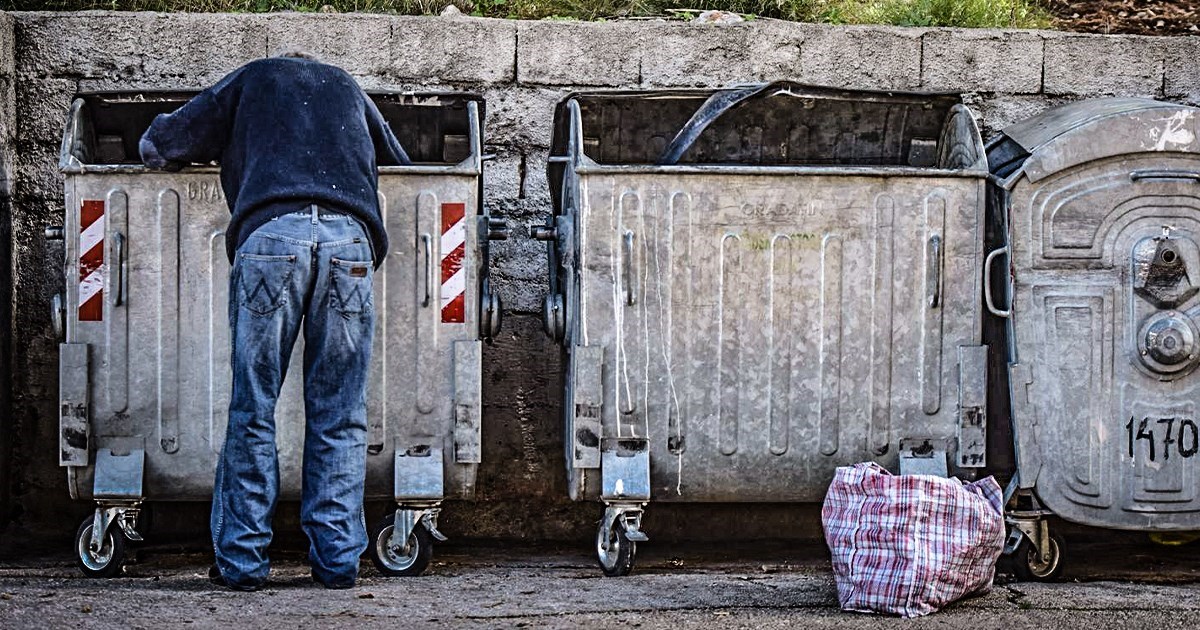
[1,537,1199,628]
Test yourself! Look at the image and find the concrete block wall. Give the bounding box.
[0,11,15,531]
[4,11,1200,543]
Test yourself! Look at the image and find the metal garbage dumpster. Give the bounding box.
[53,90,506,577]
[987,98,1200,581]
[535,82,992,575]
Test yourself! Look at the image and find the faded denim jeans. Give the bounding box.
[212,206,375,589]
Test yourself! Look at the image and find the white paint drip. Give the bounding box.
[657,191,685,496]
[638,193,650,448]
[579,180,590,348]
[610,185,627,439]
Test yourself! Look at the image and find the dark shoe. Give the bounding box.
[208,564,262,592]
[311,571,355,590]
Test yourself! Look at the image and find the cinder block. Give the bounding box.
[266,14,390,76]
[1043,33,1165,97]
[922,29,1044,93]
[483,149,522,202]
[798,24,925,90]
[390,16,516,84]
[1163,38,1200,99]
[0,12,15,78]
[13,78,75,201]
[638,21,803,87]
[517,20,642,87]
[970,94,1075,141]
[480,85,570,149]
[522,147,552,212]
[15,78,76,150]
[0,75,14,145]
[16,12,266,85]
[488,222,550,314]
[14,147,62,205]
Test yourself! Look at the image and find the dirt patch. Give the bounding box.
[1047,0,1199,35]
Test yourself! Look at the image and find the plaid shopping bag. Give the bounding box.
[821,462,1005,618]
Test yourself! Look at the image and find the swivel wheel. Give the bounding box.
[1012,530,1065,582]
[369,512,433,577]
[596,519,636,577]
[75,515,127,578]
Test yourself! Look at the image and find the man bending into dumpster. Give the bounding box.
[139,52,409,591]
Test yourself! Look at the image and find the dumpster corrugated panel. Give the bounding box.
[547,83,990,506]
[569,172,984,501]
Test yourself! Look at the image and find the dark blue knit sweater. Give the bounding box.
[139,57,409,266]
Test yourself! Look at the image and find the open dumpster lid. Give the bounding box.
[550,81,970,168]
[547,81,987,215]
[60,91,484,171]
[987,97,1200,184]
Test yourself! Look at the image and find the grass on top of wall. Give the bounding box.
[1,0,1054,29]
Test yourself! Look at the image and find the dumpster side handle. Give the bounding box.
[623,230,636,306]
[113,231,127,307]
[984,246,1011,318]
[421,233,433,307]
[927,235,942,308]
[1130,169,1200,183]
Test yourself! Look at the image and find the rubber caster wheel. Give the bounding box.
[75,516,126,578]
[596,520,636,577]
[369,513,433,577]
[1012,530,1065,582]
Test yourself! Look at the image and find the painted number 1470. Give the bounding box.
[1126,417,1200,462]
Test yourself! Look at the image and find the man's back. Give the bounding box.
[141,56,407,265]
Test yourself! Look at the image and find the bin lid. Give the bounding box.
[548,82,986,215]
[987,97,1200,185]
[61,91,484,170]
[550,81,973,168]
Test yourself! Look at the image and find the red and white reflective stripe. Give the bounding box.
[78,200,105,322]
[440,202,466,323]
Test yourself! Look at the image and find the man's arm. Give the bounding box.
[139,68,244,170]
[365,96,411,166]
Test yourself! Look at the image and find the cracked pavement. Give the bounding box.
[2,539,1200,628]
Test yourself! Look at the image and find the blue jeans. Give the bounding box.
[212,206,375,589]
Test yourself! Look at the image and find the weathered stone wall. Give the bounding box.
[4,11,1200,545]
[0,11,15,530]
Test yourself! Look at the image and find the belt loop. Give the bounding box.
[309,204,319,225]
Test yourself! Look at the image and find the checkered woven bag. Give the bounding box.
[821,462,1005,618]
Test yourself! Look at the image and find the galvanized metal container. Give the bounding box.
[537,82,991,574]
[988,98,1200,581]
[54,91,505,577]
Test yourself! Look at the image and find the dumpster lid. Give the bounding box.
[61,90,484,171]
[548,82,987,213]
[988,97,1200,185]
[550,81,976,167]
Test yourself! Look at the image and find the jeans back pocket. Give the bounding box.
[330,258,374,317]
[238,253,296,317]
